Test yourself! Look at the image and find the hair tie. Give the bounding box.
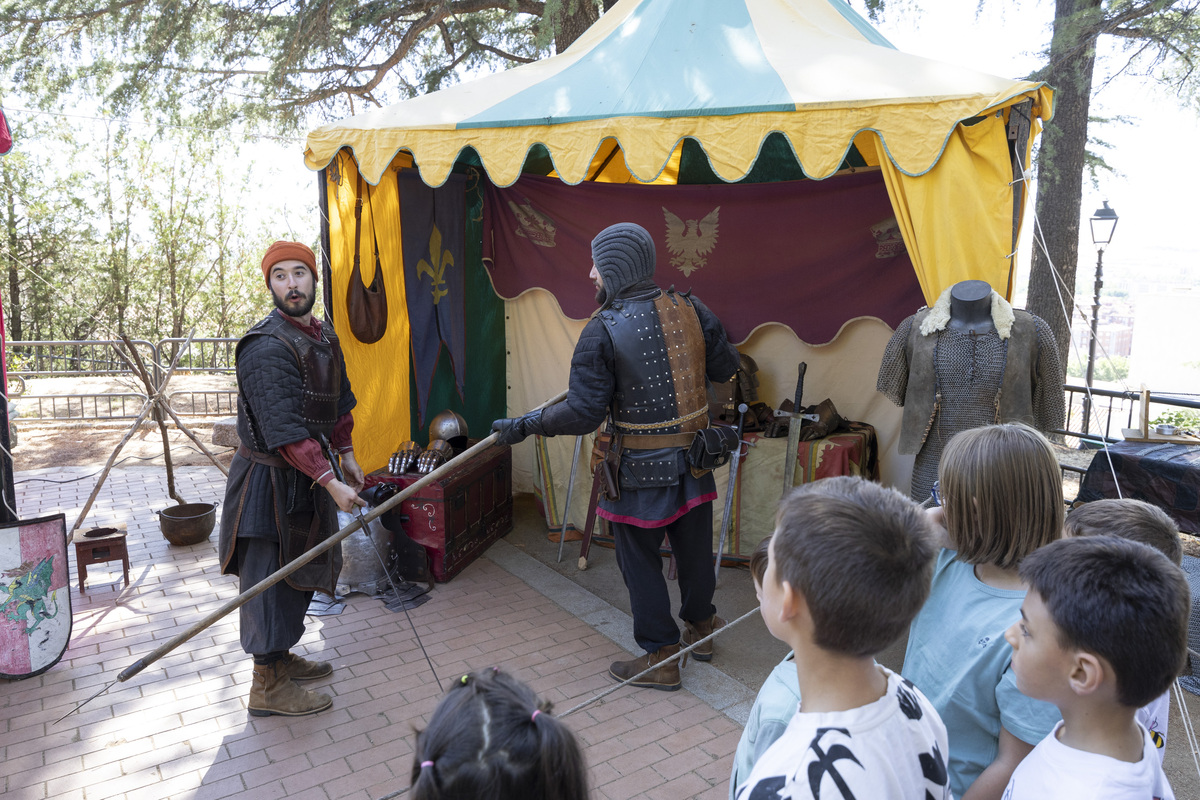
[420,761,434,769]
[531,709,541,722]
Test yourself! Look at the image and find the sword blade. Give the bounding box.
[557,435,583,563]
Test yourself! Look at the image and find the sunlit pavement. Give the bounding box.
[1,466,743,800]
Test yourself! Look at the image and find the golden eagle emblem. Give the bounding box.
[509,201,557,247]
[663,206,720,276]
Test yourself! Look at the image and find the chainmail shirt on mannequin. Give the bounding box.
[918,325,1006,501]
[877,292,1064,502]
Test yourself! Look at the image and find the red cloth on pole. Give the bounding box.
[482,171,923,343]
[0,108,12,155]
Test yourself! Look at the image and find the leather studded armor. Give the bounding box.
[598,289,709,437]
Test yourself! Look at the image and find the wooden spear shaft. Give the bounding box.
[57,390,567,722]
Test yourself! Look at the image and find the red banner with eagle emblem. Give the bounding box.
[482,171,923,344]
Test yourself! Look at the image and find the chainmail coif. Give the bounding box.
[592,222,656,308]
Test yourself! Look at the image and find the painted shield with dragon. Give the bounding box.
[0,513,71,679]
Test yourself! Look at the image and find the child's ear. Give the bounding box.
[779,580,802,622]
[1067,650,1104,696]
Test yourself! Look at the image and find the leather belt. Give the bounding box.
[237,443,289,469]
[620,432,696,450]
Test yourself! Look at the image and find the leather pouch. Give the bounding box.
[347,174,389,344]
[618,449,681,491]
[685,425,740,472]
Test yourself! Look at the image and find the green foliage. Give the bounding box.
[0,114,279,343]
[1067,355,1129,382]
[0,1,606,130]
[1152,408,1200,429]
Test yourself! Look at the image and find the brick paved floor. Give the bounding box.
[1,467,744,800]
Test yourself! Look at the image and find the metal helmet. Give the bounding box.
[428,410,469,445]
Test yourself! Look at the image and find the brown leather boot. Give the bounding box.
[248,662,333,717]
[279,652,333,681]
[608,643,682,691]
[681,614,725,662]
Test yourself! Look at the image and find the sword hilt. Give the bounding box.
[318,433,348,486]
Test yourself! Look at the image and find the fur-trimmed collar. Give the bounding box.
[919,286,1015,339]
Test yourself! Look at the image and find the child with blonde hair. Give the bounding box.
[902,422,1064,799]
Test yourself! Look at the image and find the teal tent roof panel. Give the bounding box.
[460,0,796,128]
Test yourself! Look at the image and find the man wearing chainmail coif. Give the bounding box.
[219,240,366,717]
[492,222,740,691]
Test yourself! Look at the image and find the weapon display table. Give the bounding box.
[72,525,130,594]
[710,422,879,560]
[538,423,878,563]
[1076,440,1200,535]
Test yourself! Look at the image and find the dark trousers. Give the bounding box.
[612,502,717,653]
[236,537,312,656]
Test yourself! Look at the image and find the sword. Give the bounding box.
[715,403,748,581]
[556,435,583,563]
[318,433,443,693]
[779,363,816,499]
[55,389,569,724]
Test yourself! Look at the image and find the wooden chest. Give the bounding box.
[367,444,513,582]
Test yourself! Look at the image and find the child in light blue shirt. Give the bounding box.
[728,536,800,799]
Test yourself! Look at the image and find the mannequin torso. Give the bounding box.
[948,280,996,335]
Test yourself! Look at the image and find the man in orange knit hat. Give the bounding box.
[219,240,366,717]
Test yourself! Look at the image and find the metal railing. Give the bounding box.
[5,339,157,380]
[166,390,240,418]
[6,338,241,422]
[16,394,149,422]
[1058,384,1200,445]
[1053,385,1200,487]
[6,338,239,383]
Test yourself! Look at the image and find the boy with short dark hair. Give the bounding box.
[1003,535,1189,799]
[1066,498,1182,565]
[735,476,950,800]
[1064,498,1183,762]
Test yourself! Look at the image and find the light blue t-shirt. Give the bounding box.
[729,652,801,800]
[903,549,1061,798]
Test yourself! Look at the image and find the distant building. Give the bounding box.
[1071,297,1135,359]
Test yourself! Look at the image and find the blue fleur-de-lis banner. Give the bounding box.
[397,172,467,427]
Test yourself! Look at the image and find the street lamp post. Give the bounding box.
[1082,201,1118,436]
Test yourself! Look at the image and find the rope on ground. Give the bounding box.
[372,603,762,800]
[558,604,762,720]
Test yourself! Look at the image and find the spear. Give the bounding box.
[56,390,568,724]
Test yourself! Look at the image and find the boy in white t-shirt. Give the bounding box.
[1063,498,1186,763]
[1002,536,1189,800]
[735,476,951,800]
